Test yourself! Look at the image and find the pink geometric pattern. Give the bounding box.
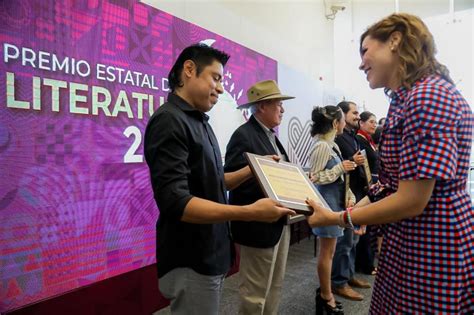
[0,0,276,312]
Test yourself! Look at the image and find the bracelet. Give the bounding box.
[338,212,345,227]
[339,207,354,229]
[346,207,354,229]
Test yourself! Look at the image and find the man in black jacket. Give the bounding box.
[224,80,294,314]
[332,101,371,301]
[144,45,294,315]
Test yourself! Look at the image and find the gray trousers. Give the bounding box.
[158,267,226,315]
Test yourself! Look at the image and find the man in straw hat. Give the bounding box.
[144,46,295,315]
[224,80,295,315]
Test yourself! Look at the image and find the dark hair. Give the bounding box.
[310,105,342,137]
[372,126,383,145]
[359,111,375,122]
[360,13,453,89]
[378,117,386,125]
[167,44,230,92]
[337,101,356,114]
[358,111,376,129]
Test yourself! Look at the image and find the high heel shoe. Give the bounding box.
[315,288,344,315]
[316,288,343,309]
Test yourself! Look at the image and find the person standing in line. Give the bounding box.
[309,105,358,315]
[332,101,371,301]
[225,80,295,315]
[356,111,379,183]
[144,44,294,315]
[355,111,379,276]
[372,117,386,146]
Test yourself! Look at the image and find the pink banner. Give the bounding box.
[0,0,276,312]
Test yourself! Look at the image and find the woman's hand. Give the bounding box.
[305,198,338,227]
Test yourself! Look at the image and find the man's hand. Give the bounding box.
[354,225,367,235]
[266,155,281,162]
[353,150,365,166]
[342,160,357,172]
[245,198,295,222]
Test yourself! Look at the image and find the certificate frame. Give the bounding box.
[286,214,306,225]
[344,173,351,204]
[360,149,372,186]
[245,152,330,215]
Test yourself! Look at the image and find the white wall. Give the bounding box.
[140,0,339,160]
[140,0,473,162]
[277,63,346,167]
[277,63,322,168]
[334,1,474,120]
[425,9,474,107]
[141,0,336,87]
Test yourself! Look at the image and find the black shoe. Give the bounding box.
[316,288,342,308]
[315,287,344,315]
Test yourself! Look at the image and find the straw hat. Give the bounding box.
[238,80,295,109]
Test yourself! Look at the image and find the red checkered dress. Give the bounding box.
[369,75,474,314]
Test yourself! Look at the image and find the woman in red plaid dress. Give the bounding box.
[307,13,474,313]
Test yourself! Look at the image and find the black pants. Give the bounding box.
[355,226,375,274]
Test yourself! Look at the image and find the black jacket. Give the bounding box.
[335,128,367,201]
[356,134,380,175]
[224,116,288,248]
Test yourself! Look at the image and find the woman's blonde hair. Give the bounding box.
[360,13,453,89]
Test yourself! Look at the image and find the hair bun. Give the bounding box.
[314,106,326,115]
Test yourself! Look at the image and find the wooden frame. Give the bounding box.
[361,149,372,186]
[245,152,330,215]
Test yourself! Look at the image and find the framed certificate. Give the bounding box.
[245,152,330,215]
[361,149,372,186]
[286,214,306,224]
[344,173,351,204]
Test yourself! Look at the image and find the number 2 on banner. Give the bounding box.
[123,126,144,163]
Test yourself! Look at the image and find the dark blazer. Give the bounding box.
[335,128,367,201]
[356,134,380,175]
[224,115,288,248]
